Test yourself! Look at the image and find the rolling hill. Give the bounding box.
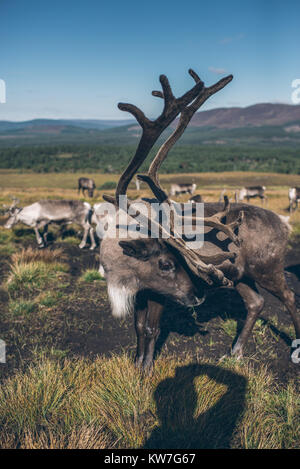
[0,103,300,148]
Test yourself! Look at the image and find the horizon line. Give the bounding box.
[1,100,297,123]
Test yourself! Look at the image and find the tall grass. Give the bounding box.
[0,353,298,449]
[11,247,66,265]
[6,260,68,297]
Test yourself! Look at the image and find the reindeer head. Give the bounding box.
[100,236,205,318]
[3,198,21,229]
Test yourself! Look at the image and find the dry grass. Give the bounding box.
[6,260,68,296]
[11,246,66,265]
[0,353,298,449]
[1,424,112,449]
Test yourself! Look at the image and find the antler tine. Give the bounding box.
[181,196,243,247]
[158,74,175,105]
[117,103,151,130]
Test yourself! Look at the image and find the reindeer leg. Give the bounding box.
[258,272,300,340]
[42,223,49,246]
[134,303,148,368]
[89,226,97,250]
[79,223,89,249]
[142,299,164,373]
[231,279,264,358]
[34,226,44,248]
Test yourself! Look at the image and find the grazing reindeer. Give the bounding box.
[288,187,300,212]
[4,199,96,249]
[78,177,96,198]
[238,186,267,205]
[169,183,197,197]
[98,69,300,373]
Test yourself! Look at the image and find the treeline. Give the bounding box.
[0,143,300,174]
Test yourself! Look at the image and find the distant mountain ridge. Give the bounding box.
[183,103,300,129]
[0,118,134,132]
[1,103,300,133]
[1,103,300,148]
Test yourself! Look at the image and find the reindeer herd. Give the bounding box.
[2,68,300,373]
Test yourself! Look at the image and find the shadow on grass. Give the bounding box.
[143,363,247,449]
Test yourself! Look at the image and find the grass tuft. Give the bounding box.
[6,260,68,297]
[11,247,66,265]
[8,299,37,316]
[80,269,104,282]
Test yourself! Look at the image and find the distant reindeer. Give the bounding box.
[78,177,96,198]
[238,186,267,205]
[169,183,196,197]
[288,187,300,212]
[4,199,96,249]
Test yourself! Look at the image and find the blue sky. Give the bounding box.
[1,0,300,121]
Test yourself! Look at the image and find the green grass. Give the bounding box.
[80,269,104,283]
[6,261,68,297]
[8,299,37,317]
[219,317,238,339]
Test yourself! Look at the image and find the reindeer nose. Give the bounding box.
[192,294,206,307]
[184,291,206,307]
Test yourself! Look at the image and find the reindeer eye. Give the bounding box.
[158,259,175,272]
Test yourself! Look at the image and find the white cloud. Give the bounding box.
[219,33,244,45]
[208,67,227,75]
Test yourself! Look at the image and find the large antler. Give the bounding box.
[103,69,243,287]
[104,70,205,204]
[138,70,232,197]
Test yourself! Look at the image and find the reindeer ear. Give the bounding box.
[119,239,156,261]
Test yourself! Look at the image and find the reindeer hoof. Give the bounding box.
[142,360,154,375]
[134,356,144,369]
[231,343,243,360]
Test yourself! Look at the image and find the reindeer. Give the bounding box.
[78,177,96,198]
[288,187,300,212]
[97,69,299,373]
[4,199,96,249]
[237,186,267,205]
[169,183,197,197]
